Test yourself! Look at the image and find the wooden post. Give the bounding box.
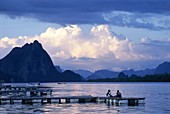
[59,99,61,104]
[111,99,113,104]
[79,98,85,103]
[136,100,139,105]
[66,99,70,103]
[90,97,97,102]
[41,99,44,104]
[115,100,119,106]
[128,99,137,106]
[10,99,14,104]
[40,92,43,96]
[104,99,107,103]
[47,98,51,103]
[111,100,114,106]
[30,92,34,96]
[29,99,33,104]
[22,99,25,104]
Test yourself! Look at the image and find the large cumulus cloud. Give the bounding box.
[1,25,170,71]
[1,0,170,30]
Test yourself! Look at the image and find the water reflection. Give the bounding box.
[1,82,170,114]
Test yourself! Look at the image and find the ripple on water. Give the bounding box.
[1,82,170,114]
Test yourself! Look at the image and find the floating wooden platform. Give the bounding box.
[0,84,145,106]
[0,89,52,94]
[0,85,51,91]
[97,97,145,106]
[0,85,52,97]
[0,96,145,106]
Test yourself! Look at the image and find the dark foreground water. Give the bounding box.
[1,82,170,114]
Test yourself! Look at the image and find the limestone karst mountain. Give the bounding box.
[0,40,83,82]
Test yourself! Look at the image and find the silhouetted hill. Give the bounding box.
[87,70,119,80]
[0,41,83,82]
[155,61,170,74]
[62,70,84,82]
[73,69,93,78]
[0,70,10,82]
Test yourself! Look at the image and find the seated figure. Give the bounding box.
[115,90,122,98]
[106,89,113,97]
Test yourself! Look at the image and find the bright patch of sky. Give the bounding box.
[0,15,61,38]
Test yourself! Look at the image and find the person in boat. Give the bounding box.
[114,90,122,98]
[106,89,113,97]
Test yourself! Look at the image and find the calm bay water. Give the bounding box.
[1,82,170,114]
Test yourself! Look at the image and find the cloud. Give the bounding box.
[1,0,170,30]
[1,25,170,71]
[103,11,170,30]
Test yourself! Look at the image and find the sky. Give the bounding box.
[0,0,170,71]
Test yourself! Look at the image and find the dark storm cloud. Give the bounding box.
[103,11,170,30]
[1,0,170,29]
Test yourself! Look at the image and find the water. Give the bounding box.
[1,82,170,114]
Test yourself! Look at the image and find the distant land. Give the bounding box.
[87,70,119,80]
[73,69,93,79]
[72,61,170,81]
[88,73,170,82]
[0,40,84,82]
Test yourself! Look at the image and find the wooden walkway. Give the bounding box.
[97,97,145,106]
[0,96,145,106]
[0,84,145,106]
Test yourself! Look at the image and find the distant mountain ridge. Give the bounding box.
[122,69,155,76]
[0,40,83,82]
[76,61,170,80]
[122,61,170,77]
[73,69,93,78]
[87,70,119,80]
[155,61,170,74]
